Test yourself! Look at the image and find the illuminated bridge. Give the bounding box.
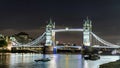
[10,18,120,53]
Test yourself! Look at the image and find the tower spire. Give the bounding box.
[86,16,89,20]
[49,18,52,24]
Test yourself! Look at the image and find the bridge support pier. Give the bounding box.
[44,46,54,54]
[53,47,57,54]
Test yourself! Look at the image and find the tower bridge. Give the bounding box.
[11,18,120,53]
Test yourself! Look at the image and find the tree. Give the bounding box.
[0,40,7,47]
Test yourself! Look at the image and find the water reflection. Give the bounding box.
[55,54,82,68]
[0,53,10,68]
[84,56,120,68]
[0,53,119,68]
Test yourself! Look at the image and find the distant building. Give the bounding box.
[16,32,29,40]
[14,32,32,44]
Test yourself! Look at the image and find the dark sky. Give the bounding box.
[0,0,120,44]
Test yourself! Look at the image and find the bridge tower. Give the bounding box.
[45,19,55,53]
[45,19,55,46]
[83,17,92,46]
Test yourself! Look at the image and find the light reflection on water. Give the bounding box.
[84,56,120,68]
[0,53,119,68]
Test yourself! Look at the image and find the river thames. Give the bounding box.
[0,53,119,68]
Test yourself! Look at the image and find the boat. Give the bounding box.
[35,58,50,62]
[84,54,100,60]
[84,54,90,60]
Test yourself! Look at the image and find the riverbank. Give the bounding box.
[99,59,120,68]
[0,49,11,53]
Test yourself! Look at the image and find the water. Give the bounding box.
[0,53,119,68]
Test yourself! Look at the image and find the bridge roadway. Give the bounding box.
[12,46,82,53]
[12,46,82,51]
[12,45,120,48]
[11,45,120,54]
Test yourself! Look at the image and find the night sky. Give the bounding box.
[0,0,120,44]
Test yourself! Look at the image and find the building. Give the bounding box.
[14,32,32,44]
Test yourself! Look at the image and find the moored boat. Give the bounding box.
[35,58,50,62]
[84,54,100,60]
